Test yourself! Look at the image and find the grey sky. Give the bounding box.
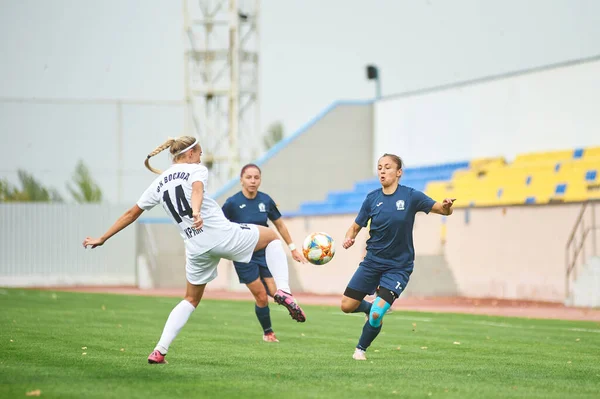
[2,0,600,134]
[0,0,183,100]
[263,0,600,132]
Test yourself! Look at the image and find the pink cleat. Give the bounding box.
[147,350,167,364]
[263,332,279,342]
[273,289,306,323]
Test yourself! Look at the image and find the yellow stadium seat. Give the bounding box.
[582,147,600,159]
[563,185,590,202]
[555,159,599,184]
[469,157,507,170]
[513,149,574,165]
[422,146,599,206]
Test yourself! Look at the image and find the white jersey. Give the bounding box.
[137,163,234,255]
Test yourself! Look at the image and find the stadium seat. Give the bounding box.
[293,147,600,215]
[583,146,600,158]
[295,161,469,215]
[513,149,574,165]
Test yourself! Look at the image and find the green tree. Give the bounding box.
[0,170,63,202]
[66,160,102,203]
[263,121,284,150]
[0,179,12,201]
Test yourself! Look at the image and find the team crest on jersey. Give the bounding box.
[258,202,266,212]
[396,200,405,211]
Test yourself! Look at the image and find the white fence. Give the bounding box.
[0,204,137,287]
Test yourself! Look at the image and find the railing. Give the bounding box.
[565,200,599,301]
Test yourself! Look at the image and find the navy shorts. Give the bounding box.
[233,260,273,284]
[347,259,411,298]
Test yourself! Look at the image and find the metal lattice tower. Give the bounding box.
[183,0,260,190]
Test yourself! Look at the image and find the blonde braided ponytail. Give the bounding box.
[144,137,177,174]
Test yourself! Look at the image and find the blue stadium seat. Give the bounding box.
[573,148,584,159]
[295,161,469,216]
[555,183,567,195]
[585,170,597,182]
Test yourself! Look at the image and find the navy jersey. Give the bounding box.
[355,185,435,270]
[222,191,282,263]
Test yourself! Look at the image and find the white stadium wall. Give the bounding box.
[374,56,600,167]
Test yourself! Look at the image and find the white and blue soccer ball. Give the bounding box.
[302,232,335,265]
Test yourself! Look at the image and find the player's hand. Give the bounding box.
[291,248,307,264]
[442,198,456,210]
[83,237,105,249]
[343,237,355,249]
[192,213,203,230]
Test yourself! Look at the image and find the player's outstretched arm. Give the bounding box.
[272,218,307,263]
[83,205,144,248]
[430,198,456,216]
[343,222,362,249]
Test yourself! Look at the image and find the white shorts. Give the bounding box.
[186,223,260,285]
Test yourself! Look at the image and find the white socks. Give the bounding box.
[155,299,196,354]
[153,241,290,355]
[265,239,291,294]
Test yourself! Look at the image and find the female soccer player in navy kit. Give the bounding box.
[83,136,301,364]
[222,164,307,342]
[340,154,455,360]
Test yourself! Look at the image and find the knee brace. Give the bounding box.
[368,296,391,328]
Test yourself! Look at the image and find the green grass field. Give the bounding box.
[1,288,599,399]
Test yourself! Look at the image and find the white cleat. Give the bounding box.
[353,348,367,361]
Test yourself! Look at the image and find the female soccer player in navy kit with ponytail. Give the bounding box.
[340,154,455,360]
[222,164,307,342]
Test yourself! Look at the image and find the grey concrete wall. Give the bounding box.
[137,222,187,289]
[214,102,374,212]
[405,255,460,297]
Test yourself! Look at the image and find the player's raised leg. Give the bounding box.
[254,225,306,322]
[341,264,376,316]
[262,276,277,298]
[341,291,373,315]
[148,281,206,364]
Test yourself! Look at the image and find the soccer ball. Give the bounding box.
[302,232,335,265]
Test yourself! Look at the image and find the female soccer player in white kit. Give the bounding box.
[82,135,304,364]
